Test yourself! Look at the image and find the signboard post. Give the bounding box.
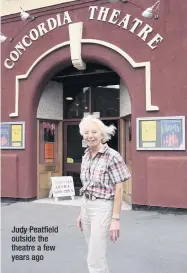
[136,116,185,150]
[50,176,75,201]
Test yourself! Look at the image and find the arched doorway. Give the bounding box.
[36,62,132,204]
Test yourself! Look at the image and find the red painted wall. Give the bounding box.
[1,0,187,207]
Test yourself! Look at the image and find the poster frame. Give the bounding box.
[0,121,25,150]
[136,116,185,151]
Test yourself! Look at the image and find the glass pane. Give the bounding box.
[43,122,56,142]
[64,86,90,119]
[67,125,85,163]
[91,86,119,118]
[102,120,119,151]
[41,122,57,163]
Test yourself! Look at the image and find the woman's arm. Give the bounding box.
[108,153,131,241]
[110,183,123,242]
[109,153,131,219]
[112,183,123,219]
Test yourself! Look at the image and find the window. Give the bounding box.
[40,121,58,163]
[63,85,119,119]
[63,86,90,119]
[91,86,119,117]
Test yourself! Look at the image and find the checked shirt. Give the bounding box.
[80,144,131,200]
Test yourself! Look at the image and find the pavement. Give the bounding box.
[1,200,187,273]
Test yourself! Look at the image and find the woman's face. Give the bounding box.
[82,121,103,149]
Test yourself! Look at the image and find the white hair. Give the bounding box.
[79,115,116,143]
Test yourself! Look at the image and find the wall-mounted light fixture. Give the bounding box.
[20,7,35,21]
[0,33,13,44]
[1,8,36,43]
[142,1,160,19]
[109,0,160,19]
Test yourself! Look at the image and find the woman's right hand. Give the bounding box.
[77,214,83,231]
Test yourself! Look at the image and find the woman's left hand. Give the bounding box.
[109,219,120,242]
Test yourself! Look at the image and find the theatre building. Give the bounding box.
[1,0,187,209]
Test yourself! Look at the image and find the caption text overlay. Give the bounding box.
[11,225,58,262]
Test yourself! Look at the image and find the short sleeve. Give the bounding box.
[109,153,131,184]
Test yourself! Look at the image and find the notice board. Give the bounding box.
[51,176,75,198]
[0,122,25,149]
[136,116,185,150]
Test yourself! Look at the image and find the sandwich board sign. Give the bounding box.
[50,176,75,201]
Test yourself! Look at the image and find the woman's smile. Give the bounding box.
[87,139,97,146]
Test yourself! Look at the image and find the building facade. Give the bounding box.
[1,0,187,208]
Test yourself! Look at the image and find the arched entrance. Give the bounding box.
[36,62,132,204]
[10,41,146,204]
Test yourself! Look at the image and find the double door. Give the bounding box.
[37,118,132,203]
[63,122,85,195]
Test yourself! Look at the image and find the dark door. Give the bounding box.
[63,122,85,195]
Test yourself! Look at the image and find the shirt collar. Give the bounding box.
[84,143,108,154]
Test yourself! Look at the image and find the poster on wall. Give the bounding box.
[0,122,25,149]
[136,116,185,150]
[161,119,183,148]
[0,124,10,148]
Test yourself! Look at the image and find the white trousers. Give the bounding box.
[81,197,114,273]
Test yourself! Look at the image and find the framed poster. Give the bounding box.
[0,122,25,149]
[136,116,185,150]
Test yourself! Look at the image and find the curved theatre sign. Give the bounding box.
[4,6,164,69]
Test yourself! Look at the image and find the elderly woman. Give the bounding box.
[77,115,131,273]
